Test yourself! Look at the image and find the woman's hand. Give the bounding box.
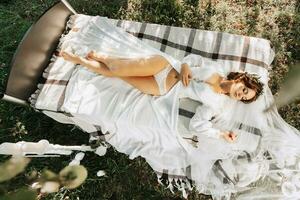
[180,63,193,87]
[220,131,237,143]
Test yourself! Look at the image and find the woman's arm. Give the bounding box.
[180,54,224,86]
[180,54,200,87]
[189,105,237,142]
[189,105,222,139]
[180,63,193,87]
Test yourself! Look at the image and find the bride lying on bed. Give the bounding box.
[60,50,264,143]
[54,16,300,199]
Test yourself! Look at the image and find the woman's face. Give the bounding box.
[229,81,256,101]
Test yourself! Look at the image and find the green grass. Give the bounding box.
[0,0,299,199]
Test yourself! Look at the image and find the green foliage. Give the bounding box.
[59,165,88,189]
[0,157,30,183]
[1,188,37,200]
[0,0,299,199]
[266,62,300,110]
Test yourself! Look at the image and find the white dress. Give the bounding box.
[62,51,233,191]
[60,15,234,188]
[179,54,228,140]
[59,16,300,199]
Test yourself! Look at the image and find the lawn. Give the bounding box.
[0,0,299,200]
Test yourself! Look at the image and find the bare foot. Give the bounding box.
[86,50,109,63]
[85,51,107,66]
[60,51,109,76]
[86,50,96,60]
[60,51,81,64]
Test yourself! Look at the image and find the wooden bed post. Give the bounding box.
[1,0,77,106]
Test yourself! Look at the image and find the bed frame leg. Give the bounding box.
[1,94,28,106]
[61,0,78,15]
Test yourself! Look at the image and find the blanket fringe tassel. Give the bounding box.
[157,174,192,199]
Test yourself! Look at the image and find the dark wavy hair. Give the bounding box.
[226,72,264,103]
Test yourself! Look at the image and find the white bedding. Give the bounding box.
[30,14,291,199]
[58,14,269,196]
[62,65,189,165]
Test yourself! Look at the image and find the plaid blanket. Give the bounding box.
[29,14,275,198]
[29,14,274,135]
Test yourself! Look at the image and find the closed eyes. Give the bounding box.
[242,87,248,100]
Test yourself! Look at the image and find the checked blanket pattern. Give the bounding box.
[28,14,275,198]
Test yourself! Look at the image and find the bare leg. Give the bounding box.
[60,52,178,96]
[86,50,171,77]
[112,72,179,96]
[61,52,115,77]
